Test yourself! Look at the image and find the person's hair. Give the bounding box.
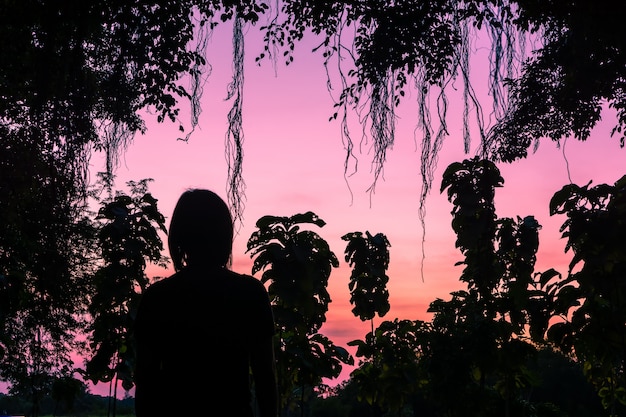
[168,189,234,271]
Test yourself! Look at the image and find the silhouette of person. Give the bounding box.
[134,189,278,417]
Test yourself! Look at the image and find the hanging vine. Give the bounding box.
[225,16,247,230]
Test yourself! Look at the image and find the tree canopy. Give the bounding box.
[1,1,624,222]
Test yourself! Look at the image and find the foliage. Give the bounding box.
[2,1,623,226]
[253,1,626,232]
[0,0,269,237]
[2,2,626,411]
[246,211,353,414]
[544,175,626,415]
[248,212,338,335]
[342,231,391,324]
[341,158,555,416]
[414,157,548,416]
[341,230,392,416]
[312,347,605,417]
[82,178,168,397]
[0,173,167,414]
[0,391,136,417]
[440,157,550,338]
[488,1,626,160]
[49,376,90,415]
[348,318,429,415]
[440,157,504,296]
[0,126,97,416]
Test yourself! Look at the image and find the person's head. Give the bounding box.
[168,189,233,271]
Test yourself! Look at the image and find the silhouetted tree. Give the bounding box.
[411,157,548,417]
[83,178,168,403]
[246,211,353,416]
[49,376,89,416]
[0,134,97,416]
[342,231,391,334]
[349,319,429,417]
[342,230,392,416]
[542,176,626,416]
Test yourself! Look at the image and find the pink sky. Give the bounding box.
[84,24,626,395]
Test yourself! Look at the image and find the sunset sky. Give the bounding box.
[87,23,626,395]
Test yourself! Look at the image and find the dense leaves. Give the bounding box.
[257,1,626,209]
[247,211,337,335]
[0,128,96,416]
[489,1,626,160]
[348,319,429,414]
[342,231,391,323]
[3,0,624,225]
[441,157,504,295]
[544,176,626,414]
[246,211,352,413]
[83,179,168,394]
[340,158,555,416]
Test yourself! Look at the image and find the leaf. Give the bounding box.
[255,214,288,229]
[291,211,327,228]
[549,184,579,215]
[538,268,561,287]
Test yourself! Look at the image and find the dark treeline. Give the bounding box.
[312,349,606,417]
[0,392,134,417]
[0,348,606,417]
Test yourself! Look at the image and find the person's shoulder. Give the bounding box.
[136,273,182,317]
[220,269,268,294]
[224,269,264,286]
[142,272,181,295]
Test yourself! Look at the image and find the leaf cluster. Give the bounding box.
[348,318,429,413]
[342,231,391,322]
[246,211,353,412]
[488,1,626,160]
[545,175,626,412]
[83,179,168,393]
[247,211,338,335]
